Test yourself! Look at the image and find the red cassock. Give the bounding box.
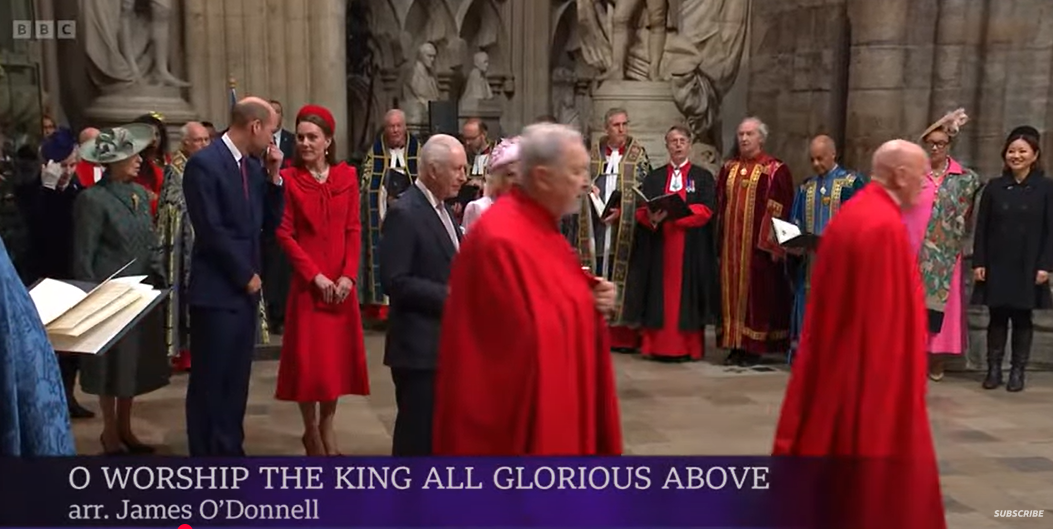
[772,184,946,529]
[75,160,102,188]
[274,164,370,402]
[134,160,164,216]
[433,189,623,455]
[632,163,713,360]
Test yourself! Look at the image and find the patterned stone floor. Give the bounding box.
[69,332,1053,529]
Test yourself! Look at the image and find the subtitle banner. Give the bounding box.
[0,456,887,527]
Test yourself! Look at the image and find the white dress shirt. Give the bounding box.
[222,132,282,186]
[415,179,459,250]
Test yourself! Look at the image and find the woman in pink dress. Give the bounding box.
[903,109,981,380]
[275,105,370,455]
[461,137,519,233]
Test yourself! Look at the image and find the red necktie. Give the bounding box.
[239,158,249,200]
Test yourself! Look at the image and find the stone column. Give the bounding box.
[506,0,550,132]
[183,0,348,158]
[308,0,349,158]
[843,0,914,170]
[35,0,64,123]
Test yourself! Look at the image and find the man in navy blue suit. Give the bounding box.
[379,134,467,456]
[182,97,285,456]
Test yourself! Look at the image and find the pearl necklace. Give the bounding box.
[932,159,950,180]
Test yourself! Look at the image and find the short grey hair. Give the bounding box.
[742,116,769,141]
[384,108,405,124]
[180,121,204,139]
[519,123,583,182]
[420,134,460,174]
[604,107,629,125]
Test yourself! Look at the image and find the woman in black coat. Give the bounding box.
[972,126,1053,392]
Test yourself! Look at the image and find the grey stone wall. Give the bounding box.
[746,0,850,183]
[749,0,1053,180]
[748,0,1053,370]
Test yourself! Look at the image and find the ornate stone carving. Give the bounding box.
[82,0,189,92]
[460,50,495,107]
[611,0,668,81]
[575,0,748,166]
[551,67,582,131]
[402,42,441,125]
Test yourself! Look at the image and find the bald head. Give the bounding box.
[231,97,275,126]
[871,140,929,208]
[809,134,837,175]
[420,134,467,200]
[229,96,278,152]
[79,127,100,145]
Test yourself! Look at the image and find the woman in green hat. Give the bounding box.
[72,123,170,455]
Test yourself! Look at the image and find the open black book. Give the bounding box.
[632,187,692,220]
[771,218,820,250]
[384,169,412,199]
[589,190,622,219]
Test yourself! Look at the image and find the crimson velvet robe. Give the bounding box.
[773,183,945,529]
[274,164,370,402]
[717,154,794,354]
[433,188,622,455]
[624,163,718,360]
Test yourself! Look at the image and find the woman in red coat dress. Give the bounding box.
[275,105,370,456]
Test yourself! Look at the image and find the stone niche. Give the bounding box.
[455,0,509,136]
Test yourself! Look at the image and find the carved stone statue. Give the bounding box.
[577,0,748,161]
[82,0,190,92]
[459,51,494,107]
[615,0,667,80]
[551,67,581,131]
[577,0,668,81]
[402,42,441,125]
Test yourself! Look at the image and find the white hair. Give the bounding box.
[384,109,405,124]
[179,121,204,139]
[420,134,461,175]
[742,116,769,141]
[519,123,583,183]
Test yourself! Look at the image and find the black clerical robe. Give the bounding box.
[623,164,719,357]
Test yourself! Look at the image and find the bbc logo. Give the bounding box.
[13,20,77,40]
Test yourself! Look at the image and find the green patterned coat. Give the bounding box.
[71,176,169,398]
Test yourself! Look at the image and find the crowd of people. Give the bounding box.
[1,92,1050,527]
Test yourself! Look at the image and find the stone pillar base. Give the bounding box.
[84,85,197,147]
[590,80,681,168]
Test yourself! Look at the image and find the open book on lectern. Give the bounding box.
[771,218,820,250]
[27,260,167,355]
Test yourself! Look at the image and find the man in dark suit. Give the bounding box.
[379,134,467,456]
[261,99,295,334]
[183,97,285,456]
[268,99,296,162]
